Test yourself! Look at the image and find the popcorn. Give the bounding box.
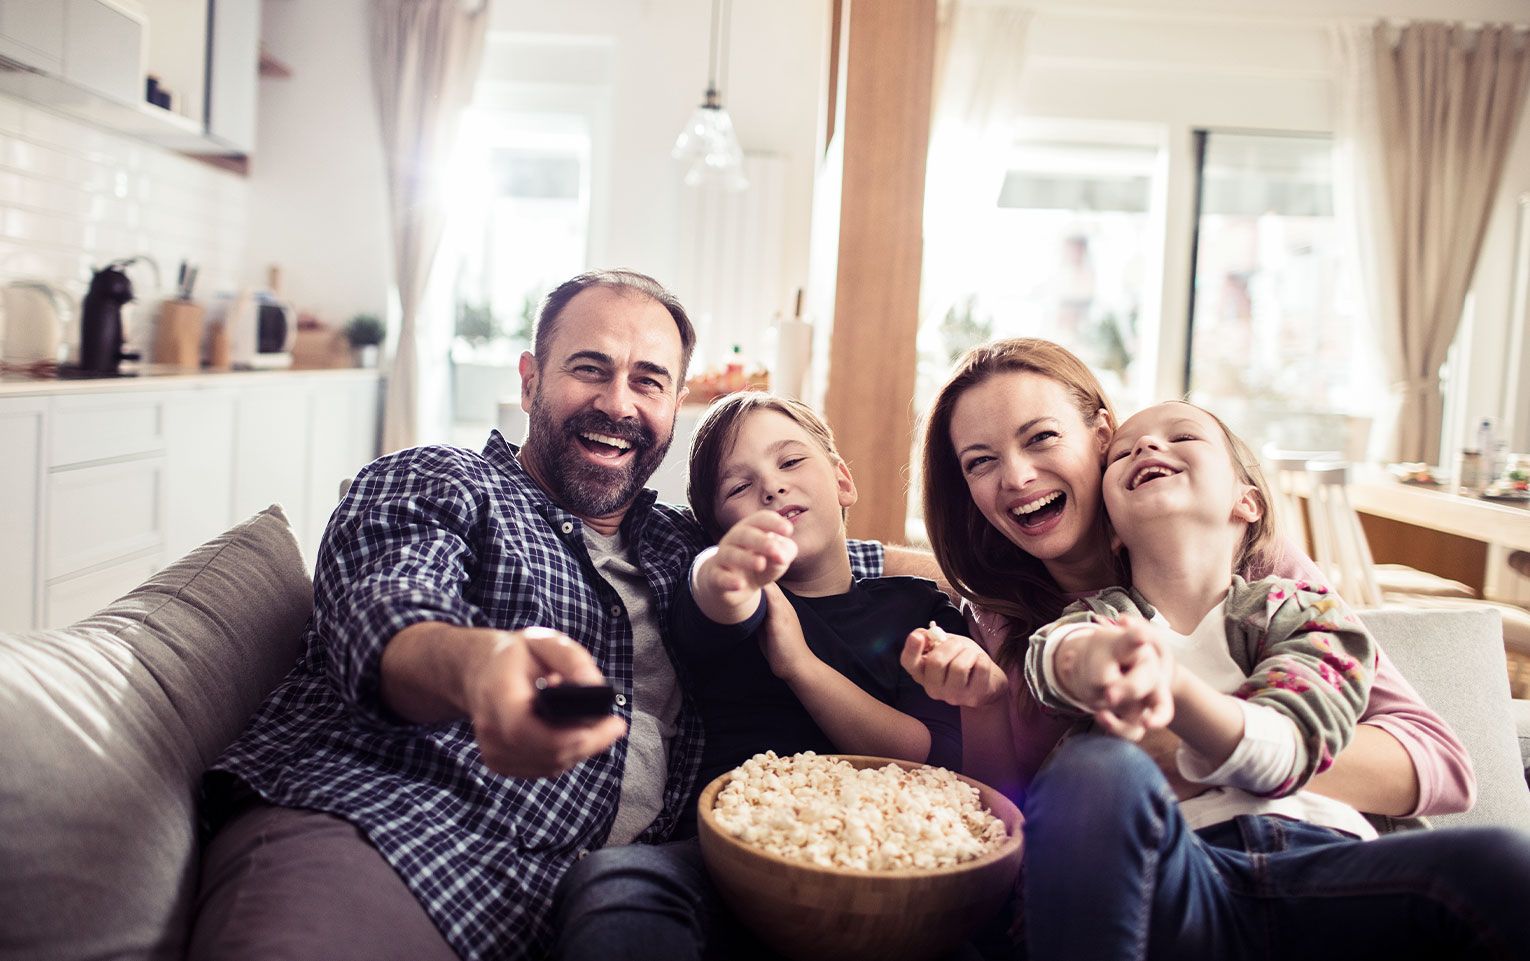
[711,752,1008,871]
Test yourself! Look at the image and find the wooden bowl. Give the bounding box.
[696,755,1024,961]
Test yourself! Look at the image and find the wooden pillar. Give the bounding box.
[822,0,936,544]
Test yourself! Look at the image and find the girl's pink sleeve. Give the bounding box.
[1266,536,1476,816]
[964,602,1073,790]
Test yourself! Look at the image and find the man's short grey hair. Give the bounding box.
[534,269,697,381]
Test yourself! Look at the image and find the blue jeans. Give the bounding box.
[548,838,787,961]
[1021,735,1530,961]
[549,838,1011,961]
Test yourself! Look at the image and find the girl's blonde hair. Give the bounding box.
[1180,402,1282,579]
[687,391,844,541]
[919,339,1119,667]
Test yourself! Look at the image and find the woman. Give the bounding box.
[904,338,1472,824]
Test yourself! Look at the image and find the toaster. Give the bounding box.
[208,289,294,369]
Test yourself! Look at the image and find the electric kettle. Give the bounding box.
[0,279,72,368]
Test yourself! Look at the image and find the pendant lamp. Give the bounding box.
[671,0,748,190]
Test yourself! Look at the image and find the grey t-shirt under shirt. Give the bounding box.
[582,526,681,847]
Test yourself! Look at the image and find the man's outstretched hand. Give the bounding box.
[383,623,627,780]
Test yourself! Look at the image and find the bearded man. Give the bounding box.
[187,270,931,961]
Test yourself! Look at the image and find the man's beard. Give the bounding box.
[522,390,674,518]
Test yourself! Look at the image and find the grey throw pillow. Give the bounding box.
[0,506,312,961]
[1362,607,1530,832]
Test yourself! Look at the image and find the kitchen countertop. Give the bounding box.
[0,365,381,398]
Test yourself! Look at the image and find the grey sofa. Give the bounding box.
[1,506,1528,961]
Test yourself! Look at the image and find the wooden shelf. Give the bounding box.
[258,44,291,79]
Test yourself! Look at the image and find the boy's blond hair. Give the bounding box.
[687,392,844,540]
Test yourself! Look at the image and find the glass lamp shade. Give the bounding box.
[672,99,748,191]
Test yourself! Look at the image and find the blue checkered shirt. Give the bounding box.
[211,430,883,960]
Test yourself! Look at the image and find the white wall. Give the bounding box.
[1003,0,1530,455]
[246,0,393,324]
[487,0,829,342]
[0,94,249,353]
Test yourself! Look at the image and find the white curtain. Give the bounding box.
[920,1,1032,335]
[371,0,489,453]
[1336,20,1530,463]
[1333,22,1404,461]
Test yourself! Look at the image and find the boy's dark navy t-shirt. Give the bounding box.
[670,573,966,795]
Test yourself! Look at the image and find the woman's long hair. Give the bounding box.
[920,339,1120,668]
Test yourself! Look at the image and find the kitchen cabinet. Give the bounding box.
[138,0,209,125]
[0,369,381,631]
[0,0,263,160]
[304,377,381,565]
[61,0,147,106]
[0,397,45,630]
[162,388,235,560]
[232,383,312,538]
[203,0,259,154]
[0,0,65,74]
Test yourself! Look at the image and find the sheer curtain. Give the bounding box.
[920,1,1032,336]
[1333,22,1402,461]
[371,0,489,452]
[1337,21,1530,463]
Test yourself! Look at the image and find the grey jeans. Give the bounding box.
[187,801,459,961]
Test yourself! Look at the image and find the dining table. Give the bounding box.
[1348,465,1530,601]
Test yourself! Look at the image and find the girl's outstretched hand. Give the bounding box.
[901,622,1009,708]
[1053,613,1175,741]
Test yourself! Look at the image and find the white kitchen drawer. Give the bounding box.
[50,393,166,466]
[44,549,160,628]
[47,456,165,577]
[0,397,46,631]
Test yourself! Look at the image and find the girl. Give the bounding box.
[902,338,1472,817]
[674,390,964,798]
[1016,400,1530,959]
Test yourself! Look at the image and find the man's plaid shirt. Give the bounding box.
[210,430,883,960]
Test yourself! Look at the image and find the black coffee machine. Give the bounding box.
[77,257,151,375]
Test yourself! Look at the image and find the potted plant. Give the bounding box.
[345,313,385,368]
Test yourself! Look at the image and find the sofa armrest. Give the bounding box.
[0,505,312,961]
[1513,699,1530,788]
[1359,607,1530,831]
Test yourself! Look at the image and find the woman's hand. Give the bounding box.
[759,583,815,681]
[900,623,1009,707]
[1053,614,1175,741]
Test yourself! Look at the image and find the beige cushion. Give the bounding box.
[1373,563,1476,599]
[0,506,311,961]
[1361,607,1530,832]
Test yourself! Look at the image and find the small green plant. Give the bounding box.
[513,289,540,344]
[939,295,993,364]
[345,313,385,348]
[455,301,504,346]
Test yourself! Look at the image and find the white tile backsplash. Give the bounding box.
[0,92,250,357]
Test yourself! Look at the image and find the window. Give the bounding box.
[1185,131,1383,458]
[438,109,594,441]
[916,140,1160,417]
[909,138,1162,539]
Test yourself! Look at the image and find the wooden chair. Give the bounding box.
[1301,462,1530,698]
[1261,446,1335,559]
[1264,450,1476,600]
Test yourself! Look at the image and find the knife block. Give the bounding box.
[152,300,205,369]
